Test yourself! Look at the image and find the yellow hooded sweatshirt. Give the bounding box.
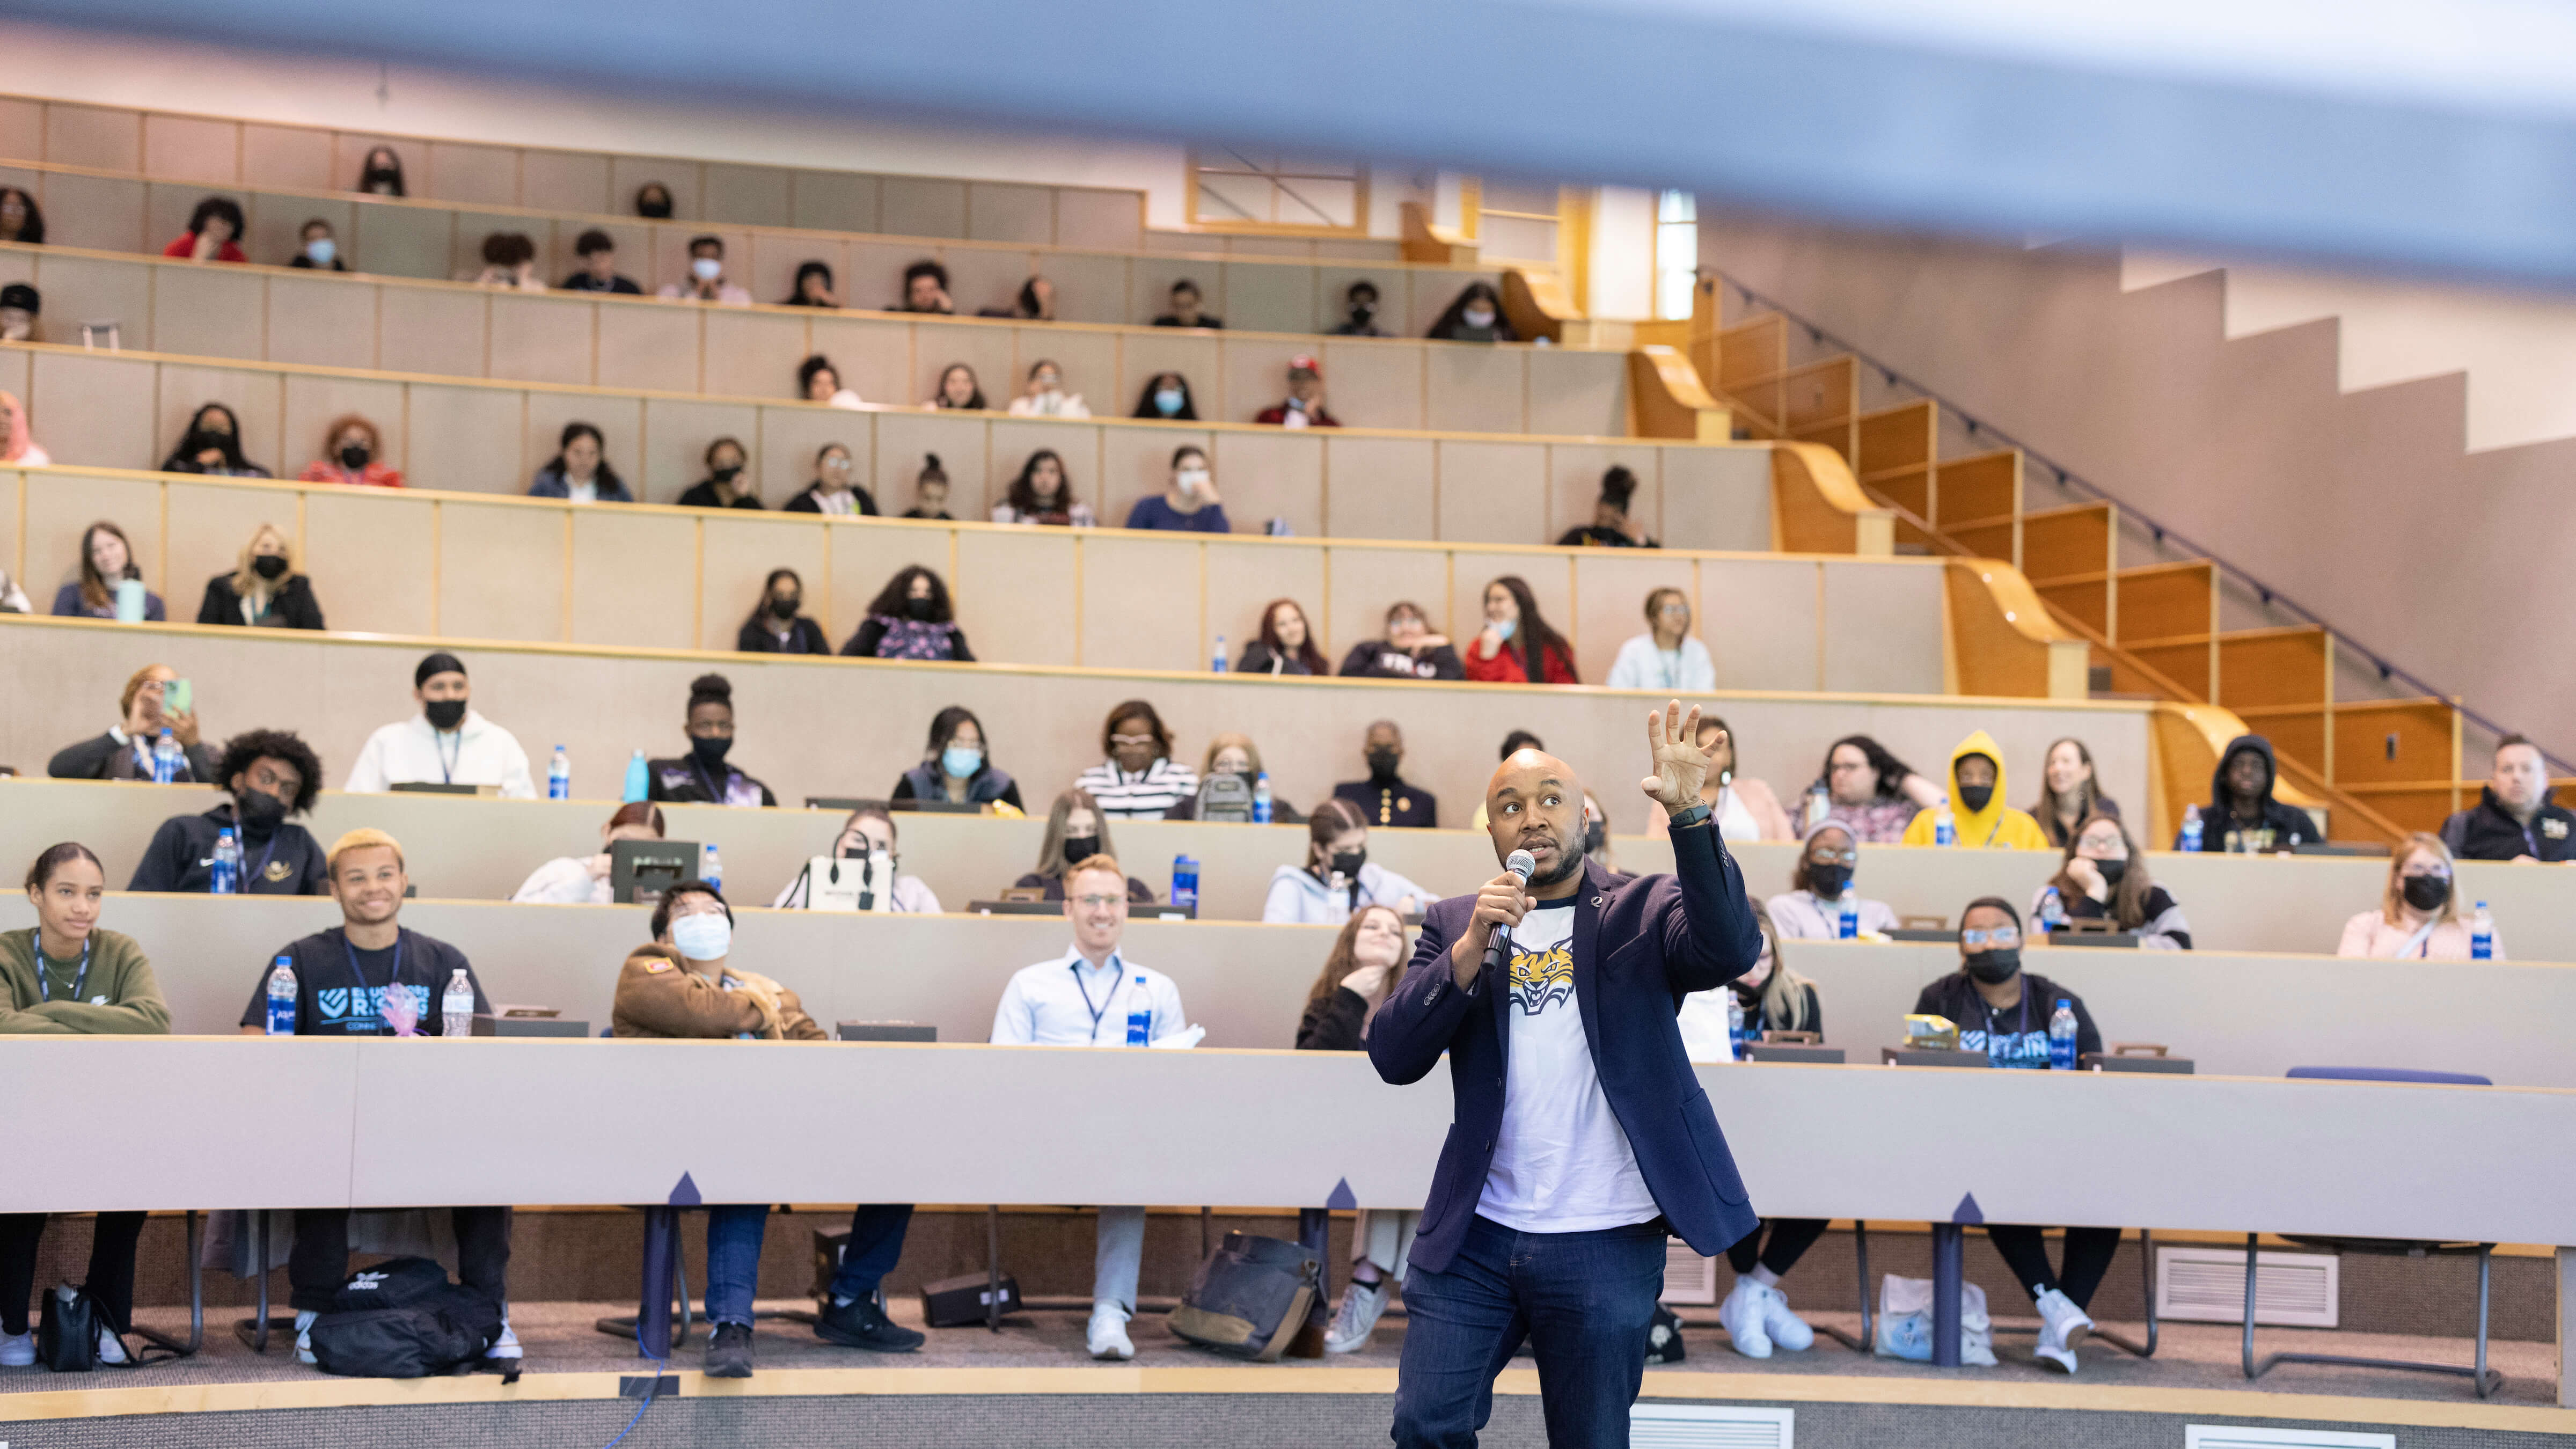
[1900,730,2053,850]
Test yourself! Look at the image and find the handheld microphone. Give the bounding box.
[1480,850,1538,976]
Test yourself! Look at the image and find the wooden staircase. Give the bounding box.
[1680,279,2460,845]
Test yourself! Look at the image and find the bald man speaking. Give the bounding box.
[1370,702,1761,1447]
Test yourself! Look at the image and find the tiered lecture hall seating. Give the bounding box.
[3,93,2571,1446]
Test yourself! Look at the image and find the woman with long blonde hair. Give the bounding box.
[2338,832,2501,958]
[196,523,325,629]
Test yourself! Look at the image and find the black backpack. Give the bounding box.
[307,1257,503,1379]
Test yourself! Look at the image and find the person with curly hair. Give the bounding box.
[128,728,328,894]
[645,674,776,807]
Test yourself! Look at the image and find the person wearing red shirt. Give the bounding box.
[1254,355,1342,428]
[296,415,405,489]
[1461,575,1578,684]
[163,197,248,263]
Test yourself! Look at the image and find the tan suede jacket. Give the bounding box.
[610,944,825,1041]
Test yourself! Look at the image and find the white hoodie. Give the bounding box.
[1262,861,1432,925]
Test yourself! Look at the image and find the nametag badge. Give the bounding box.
[2546,819,2568,840]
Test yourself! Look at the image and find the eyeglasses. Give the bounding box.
[1808,849,1857,865]
[1961,926,2021,947]
[1109,734,1156,748]
[1073,895,1126,909]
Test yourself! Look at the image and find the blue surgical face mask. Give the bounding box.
[669,912,730,962]
[942,744,984,777]
[1492,618,1517,642]
[305,237,337,265]
[1154,389,1184,416]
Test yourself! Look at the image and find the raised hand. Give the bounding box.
[1639,699,1712,817]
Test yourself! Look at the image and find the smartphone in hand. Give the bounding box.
[166,678,193,715]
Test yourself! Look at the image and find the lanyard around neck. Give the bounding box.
[344,932,406,1032]
[1070,957,1123,1042]
[36,938,91,1003]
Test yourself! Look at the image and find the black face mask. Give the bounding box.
[1582,819,1607,856]
[339,443,371,470]
[1806,861,1852,899]
[1060,835,1100,866]
[905,597,938,623]
[769,595,800,620]
[1350,302,1375,324]
[1365,748,1401,781]
[2095,857,2128,887]
[235,787,289,837]
[690,735,734,771]
[252,554,290,581]
[638,195,674,219]
[1965,948,2022,984]
[1329,849,1366,878]
[2402,875,2451,912]
[1957,781,1995,814]
[711,465,742,485]
[187,428,231,457]
[363,169,400,191]
[423,698,467,732]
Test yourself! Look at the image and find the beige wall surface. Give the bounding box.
[0,616,2150,850]
[2,1030,2570,1249]
[0,164,1475,335]
[1699,216,2576,764]
[0,244,1619,437]
[13,779,2574,960]
[0,345,1756,550]
[1,465,1897,684]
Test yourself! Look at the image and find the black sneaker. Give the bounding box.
[814,1296,926,1352]
[704,1321,755,1378]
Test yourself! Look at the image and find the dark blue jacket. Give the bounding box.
[1368,818,1762,1274]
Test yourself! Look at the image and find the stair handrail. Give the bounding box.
[1702,268,2569,774]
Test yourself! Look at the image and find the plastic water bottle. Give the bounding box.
[441,968,475,1037]
[1723,989,1746,1062]
[2047,999,2079,1070]
[151,728,182,784]
[548,745,570,800]
[1124,999,1152,1046]
[622,749,649,804]
[1933,795,1956,847]
[1211,633,1228,673]
[264,956,298,1035]
[1837,894,1858,940]
[1252,771,1274,824]
[1806,781,1831,833]
[700,843,723,890]
[2038,885,2068,935]
[1171,855,1199,910]
[209,827,242,895]
[2470,902,2494,960]
[2180,803,2204,852]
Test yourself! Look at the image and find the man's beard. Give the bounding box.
[1524,846,1583,890]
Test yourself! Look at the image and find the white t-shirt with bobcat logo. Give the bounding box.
[1476,898,1661,1232]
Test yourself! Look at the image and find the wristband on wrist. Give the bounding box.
[1666,802,1714,829]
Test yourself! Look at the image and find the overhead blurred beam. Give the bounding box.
[21,0,2576,287]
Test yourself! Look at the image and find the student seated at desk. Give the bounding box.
[1,843,171,1367]
[1292,906,1418,1353]
[770,807,941,912]
[990,855,1195,1361]
[1676,904,1828,1361]
[1913,897,2116,1375]
[1262,799,1425,924]
[2440,734,2575,863]
[1013,791,1155,903]
[611,879,923,1376]
[511,802,666,905]
[891,706,1024,811]
[1764,822,1896,939]
[646,674,776,807]
[2032,812,2190,949]
[345,652,536,797]
[1901,731,2050,850]
[236,829,516,1370]
[2337,833,2502,960]
[47,664,215,783]
[129,729,329,895]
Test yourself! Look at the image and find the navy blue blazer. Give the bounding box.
[1367,817,1763,1275]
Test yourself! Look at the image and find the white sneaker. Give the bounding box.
[1085,1301,1134,1361]
[294,1308,317,1366]
[0,1329,32,1367]
[2031,1288,2092,1374]
[1756,1283,1814,1352]
[96,1325,129,1364]
[485,1322,522,1360]
[1323,1276,1392,1353]
[1716,1278,1772,1359]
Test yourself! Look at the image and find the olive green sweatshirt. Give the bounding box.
[0,928,172,1034]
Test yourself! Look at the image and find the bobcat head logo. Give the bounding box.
[1506,944,1575,1016]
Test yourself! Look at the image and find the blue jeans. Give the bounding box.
[700,1196,912,1320]
[1392,1213,1667,1449]
[704,1204,916,1326]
